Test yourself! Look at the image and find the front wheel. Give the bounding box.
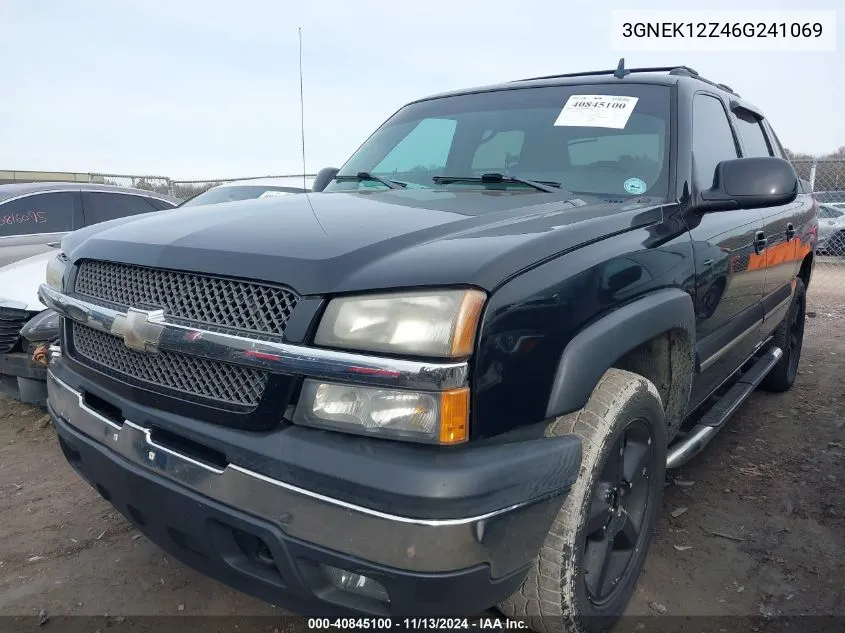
[498,369,667,633]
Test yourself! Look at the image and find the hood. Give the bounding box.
[63,190,665,296]
[0,249,57,311]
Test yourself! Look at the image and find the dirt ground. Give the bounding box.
[1,288,843,631]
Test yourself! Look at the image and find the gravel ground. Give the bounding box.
[1,285,843,632]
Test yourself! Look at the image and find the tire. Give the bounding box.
[498,369,667,633]
[760,277,807,393]
[759,277,807,393]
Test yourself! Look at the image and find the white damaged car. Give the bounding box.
[0,249,60,405]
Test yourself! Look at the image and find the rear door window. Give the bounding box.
[761,120,788,159]
[83,192,159,226]
[733,109,773,158]
[0,192,80,236]
[691,94,740,190]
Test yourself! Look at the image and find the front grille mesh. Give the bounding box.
[71,323,267,407]
[74,260,299,340]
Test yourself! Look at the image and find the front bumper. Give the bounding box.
[0,351,49,405]
[47,366,581,616]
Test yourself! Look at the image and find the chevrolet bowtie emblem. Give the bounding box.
[110,308,166,352]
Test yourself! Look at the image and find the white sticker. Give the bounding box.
[554,95,639,129]
[624,178,647,194]
[259,190,291,198]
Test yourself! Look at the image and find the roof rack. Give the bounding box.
[511,58,737,95]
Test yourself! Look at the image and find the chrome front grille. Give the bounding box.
[73,260,299,340]
[71,322,267,407]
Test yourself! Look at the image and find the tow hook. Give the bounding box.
[32,345,50,366]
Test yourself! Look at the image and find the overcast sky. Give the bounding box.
[2,0,842,180]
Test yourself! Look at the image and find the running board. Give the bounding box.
[666,346,783,469]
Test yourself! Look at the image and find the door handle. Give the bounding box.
[786,223,796,241]
[754,231,768,255]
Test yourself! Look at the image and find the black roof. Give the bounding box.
[0,181,181,204]
[410,63,752,109]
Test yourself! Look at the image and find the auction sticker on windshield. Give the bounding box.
[554,95,638,129]
[259,191,292,198]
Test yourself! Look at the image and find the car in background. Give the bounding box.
[0,184,180,405]
[179,177,313,208]
[0,250,57,405]
[0,182,180,268]
[817,203,845,256]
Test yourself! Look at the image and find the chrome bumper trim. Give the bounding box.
[48,371,559,574]
[39,284,467,392]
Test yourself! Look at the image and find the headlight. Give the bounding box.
[314,288,486,358]
[20,309,61,342]
[45,252,69,291]
[293,379,469,444]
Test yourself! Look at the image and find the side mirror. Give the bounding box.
[311,167,339,192]
[697,157,798,212]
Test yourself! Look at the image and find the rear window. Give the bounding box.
[181,186,307,207]
[0,192,77,236]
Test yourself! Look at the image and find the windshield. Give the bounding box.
[181,185,307,207]
[325,83,671,198]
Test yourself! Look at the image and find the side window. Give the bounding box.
[733,110,772,158]
[692,94,739,190]
[372,118,457,177]
[762,120,788,159]
[471,130,525,172]
[0,192,78,236]
[84,192,158,226]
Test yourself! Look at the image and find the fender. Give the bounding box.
[545,287,696,418]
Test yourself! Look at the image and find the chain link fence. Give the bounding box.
[94,173,174,196]
[93,173,317,201]
[168,175,316,201]
[792,159,845,318]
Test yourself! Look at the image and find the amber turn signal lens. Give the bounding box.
[450,290,487,357]
[438,388,470,444]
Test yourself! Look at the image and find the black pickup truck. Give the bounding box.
[40,62,816,632]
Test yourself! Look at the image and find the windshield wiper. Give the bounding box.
[432,173,562,193]
[333,172,406,190]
